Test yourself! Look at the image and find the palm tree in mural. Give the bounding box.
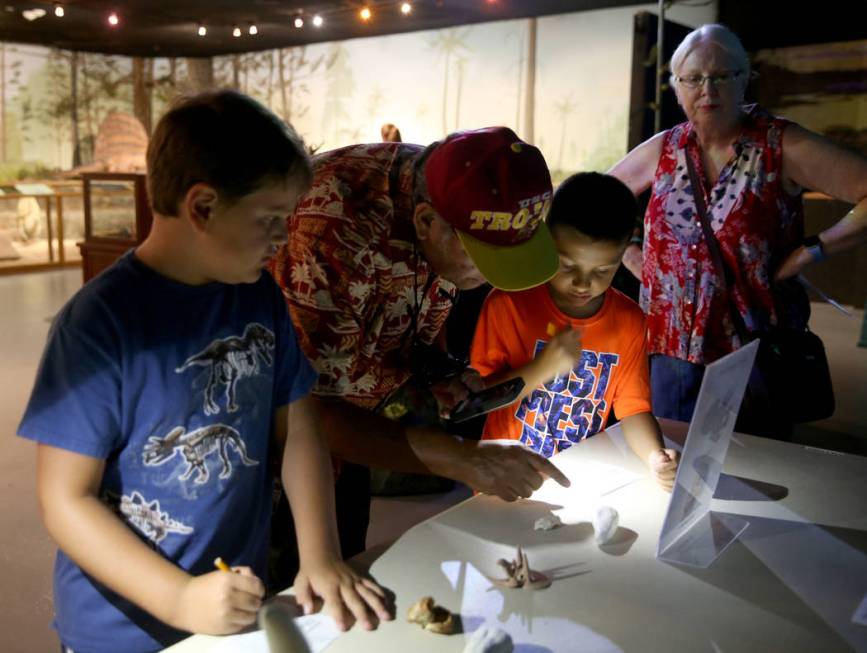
[505,28,525,132]
[275,46,322,124]
[0,44,24,162]
[367,87,384,126]
[322,43,355,146]
[553,95,578,173]
[453,56,467,130]
[428,28,471,135]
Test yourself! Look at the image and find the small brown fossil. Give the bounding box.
[490,546,551,590]
[407,596,456,634]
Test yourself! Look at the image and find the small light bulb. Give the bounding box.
[401,2,412,15]
[312,14,324,27]
[232,26,241,37]
[54,4,64,17]
[248,23,258,35]
[359,7,371,21]
[107,12,119,26]
[294,16,303,28]
[197,24,206,36]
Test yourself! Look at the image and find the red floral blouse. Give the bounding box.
[641,105,809,365]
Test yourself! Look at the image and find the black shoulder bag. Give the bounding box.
[685,154,834,423]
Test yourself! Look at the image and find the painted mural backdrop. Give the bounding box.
[754,39,867,156]
[0,3,714,180]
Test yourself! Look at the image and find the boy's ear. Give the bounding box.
[183,183,219,232]
[412,202,436,241]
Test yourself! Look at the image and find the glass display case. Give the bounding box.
[0,180,85,272]
[78,173,152,282]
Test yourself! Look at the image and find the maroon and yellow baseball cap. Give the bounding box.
[424,127,558,291]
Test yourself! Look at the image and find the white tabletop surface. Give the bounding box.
[165,420,867,652]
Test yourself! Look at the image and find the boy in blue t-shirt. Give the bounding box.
[18,91,391,653]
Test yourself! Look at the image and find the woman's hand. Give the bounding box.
[774,245,813,281]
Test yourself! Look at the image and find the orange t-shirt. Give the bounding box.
[470,285,651,458]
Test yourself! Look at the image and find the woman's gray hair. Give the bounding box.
[669,23,750,81]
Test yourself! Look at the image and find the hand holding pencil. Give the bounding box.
[538,322,584,380]
[169,556,265,635]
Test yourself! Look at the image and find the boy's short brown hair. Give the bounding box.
[147,90,311,216]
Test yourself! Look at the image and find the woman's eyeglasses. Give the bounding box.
[674,70,744,89]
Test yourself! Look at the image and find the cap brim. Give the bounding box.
[456,222,559,291]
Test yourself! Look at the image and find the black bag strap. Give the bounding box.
[684,152,752,343]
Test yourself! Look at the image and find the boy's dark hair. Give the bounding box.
[548,172,637,243]
[147,89,312,216]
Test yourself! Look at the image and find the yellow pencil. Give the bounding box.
[214,557,231,573]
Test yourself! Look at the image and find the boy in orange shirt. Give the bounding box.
[470,172,679,490]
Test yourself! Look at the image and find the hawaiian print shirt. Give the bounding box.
[269,143,457,410]
[641,105,809,365]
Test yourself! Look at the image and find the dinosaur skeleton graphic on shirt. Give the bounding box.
[105,490,193,544]
[143,424,258,484]
[176,322,275,416]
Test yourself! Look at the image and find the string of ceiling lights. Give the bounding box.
[29,2,444,37]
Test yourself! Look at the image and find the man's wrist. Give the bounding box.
[405,425,465,481]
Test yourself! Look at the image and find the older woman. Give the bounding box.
[609,24,867,437]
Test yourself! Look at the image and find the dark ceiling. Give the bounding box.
[1,0,863,59]
[0,0,646,58]
[718,0,867,52]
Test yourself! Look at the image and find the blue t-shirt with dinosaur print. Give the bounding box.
[18,250,316,653]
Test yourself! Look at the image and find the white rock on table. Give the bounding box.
[593,506,619,545]
[533,513,562,531]
[463,624,514,653]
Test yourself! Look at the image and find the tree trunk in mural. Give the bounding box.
[287,51,297,122]
[454,58,466,130]
[185,57,214,93]
[266,51,274,109]
[278,50,288,121]
[81,54,96,161]
[442,50,450,135]
[232,55,240,90]
[430,29,470,136]
[515,29,524,134]
[71,51,81,167]
[1,45,6,161]
[554,96,577,172]
[523,17,537,144]
[133,57,152,135]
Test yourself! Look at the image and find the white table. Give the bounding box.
[166,420,867,652]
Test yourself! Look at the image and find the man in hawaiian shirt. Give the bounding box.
[268,127,570,565]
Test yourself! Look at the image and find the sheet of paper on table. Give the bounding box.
[208,612,341,653]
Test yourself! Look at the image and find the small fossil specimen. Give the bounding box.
[489,546,551,590]
[407,596,456,634]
